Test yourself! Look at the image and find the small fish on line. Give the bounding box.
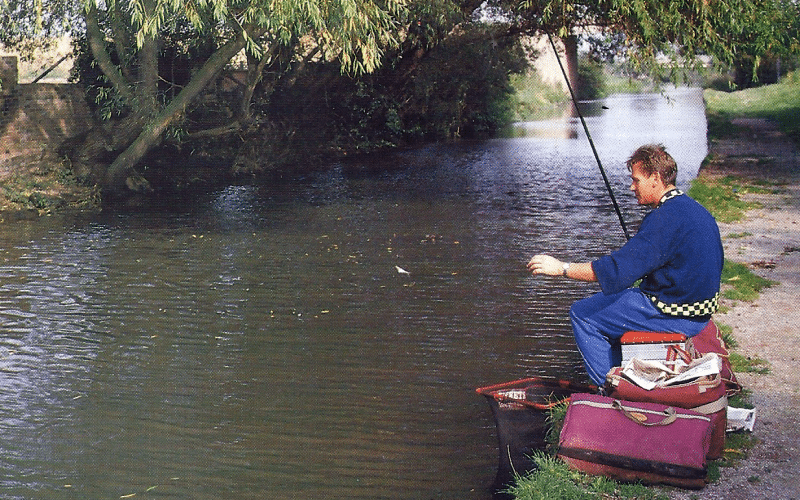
[395,266,411,275]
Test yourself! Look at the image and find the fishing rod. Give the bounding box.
[546,33,631,241]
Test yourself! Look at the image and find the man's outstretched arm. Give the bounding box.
[527,254,597,282]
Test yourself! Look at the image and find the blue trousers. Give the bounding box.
[569,288,709,386]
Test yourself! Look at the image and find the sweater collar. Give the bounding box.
[658,188,683,207]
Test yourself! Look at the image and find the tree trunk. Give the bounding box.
[238,46,277,124]
[85,2,134,102]
[102,28,263,193]
[563,35,580,117]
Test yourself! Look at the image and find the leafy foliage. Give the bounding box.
[3,0,798,196]
[726,0,800,87]
[507,0,798,82]
[0,0,80,57]
[245,21,527,158]
[394,23,527,140]
[65,0,414,191]
[576,57,605,100]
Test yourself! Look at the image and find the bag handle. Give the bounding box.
[612,400,677,426]
[666,344,694,364]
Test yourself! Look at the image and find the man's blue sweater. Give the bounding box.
[591,191,724,315]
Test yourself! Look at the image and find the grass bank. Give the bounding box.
[704,71,800,144]
[687,175,776,223]
[509,63,647,121]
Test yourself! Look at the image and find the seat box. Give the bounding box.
[621,331,686,364]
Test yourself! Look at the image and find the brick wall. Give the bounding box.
[1,57,94,175]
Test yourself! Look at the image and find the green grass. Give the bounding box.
[545,400,570,450]
[508,65,647,122]
[716,323,738,349]
[688,175,770,223]
[704,70,800,144]
[509,72,572,121]
[730,352,771,374]
[716,260,774,375]
[718,431,759,466]
[720,260,777,302]
[603,73,648,95]
[505,452,670,500]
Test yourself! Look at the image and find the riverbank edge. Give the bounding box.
[0,157,101,222]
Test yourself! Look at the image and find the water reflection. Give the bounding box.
[0,89,707,500]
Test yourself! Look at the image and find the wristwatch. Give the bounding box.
[562,262,570,277]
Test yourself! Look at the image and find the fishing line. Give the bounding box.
[546,33,631,241]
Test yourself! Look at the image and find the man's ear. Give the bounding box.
[651,171,663,186]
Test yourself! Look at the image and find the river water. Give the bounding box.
[0,88,706,500]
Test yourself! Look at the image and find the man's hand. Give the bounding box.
[527,254,564,277]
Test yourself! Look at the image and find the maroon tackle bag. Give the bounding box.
[685,319,742,396]
[605,366,727,459]
[558,393,712,489]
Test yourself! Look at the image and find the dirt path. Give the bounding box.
[668,119,800,499]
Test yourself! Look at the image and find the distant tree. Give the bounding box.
[0,0,79,55]
[268,22,527,152]
[498,0,798,85]
[729,0,800,87]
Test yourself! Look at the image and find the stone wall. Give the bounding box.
[1,56,94,177]
[1,56,19,95]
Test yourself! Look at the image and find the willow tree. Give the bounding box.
[501,0,795,80]
[15,0,400,195]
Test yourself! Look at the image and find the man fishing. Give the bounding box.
[527,144,724,386]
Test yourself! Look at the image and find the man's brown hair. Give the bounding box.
[626,144,677,186]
